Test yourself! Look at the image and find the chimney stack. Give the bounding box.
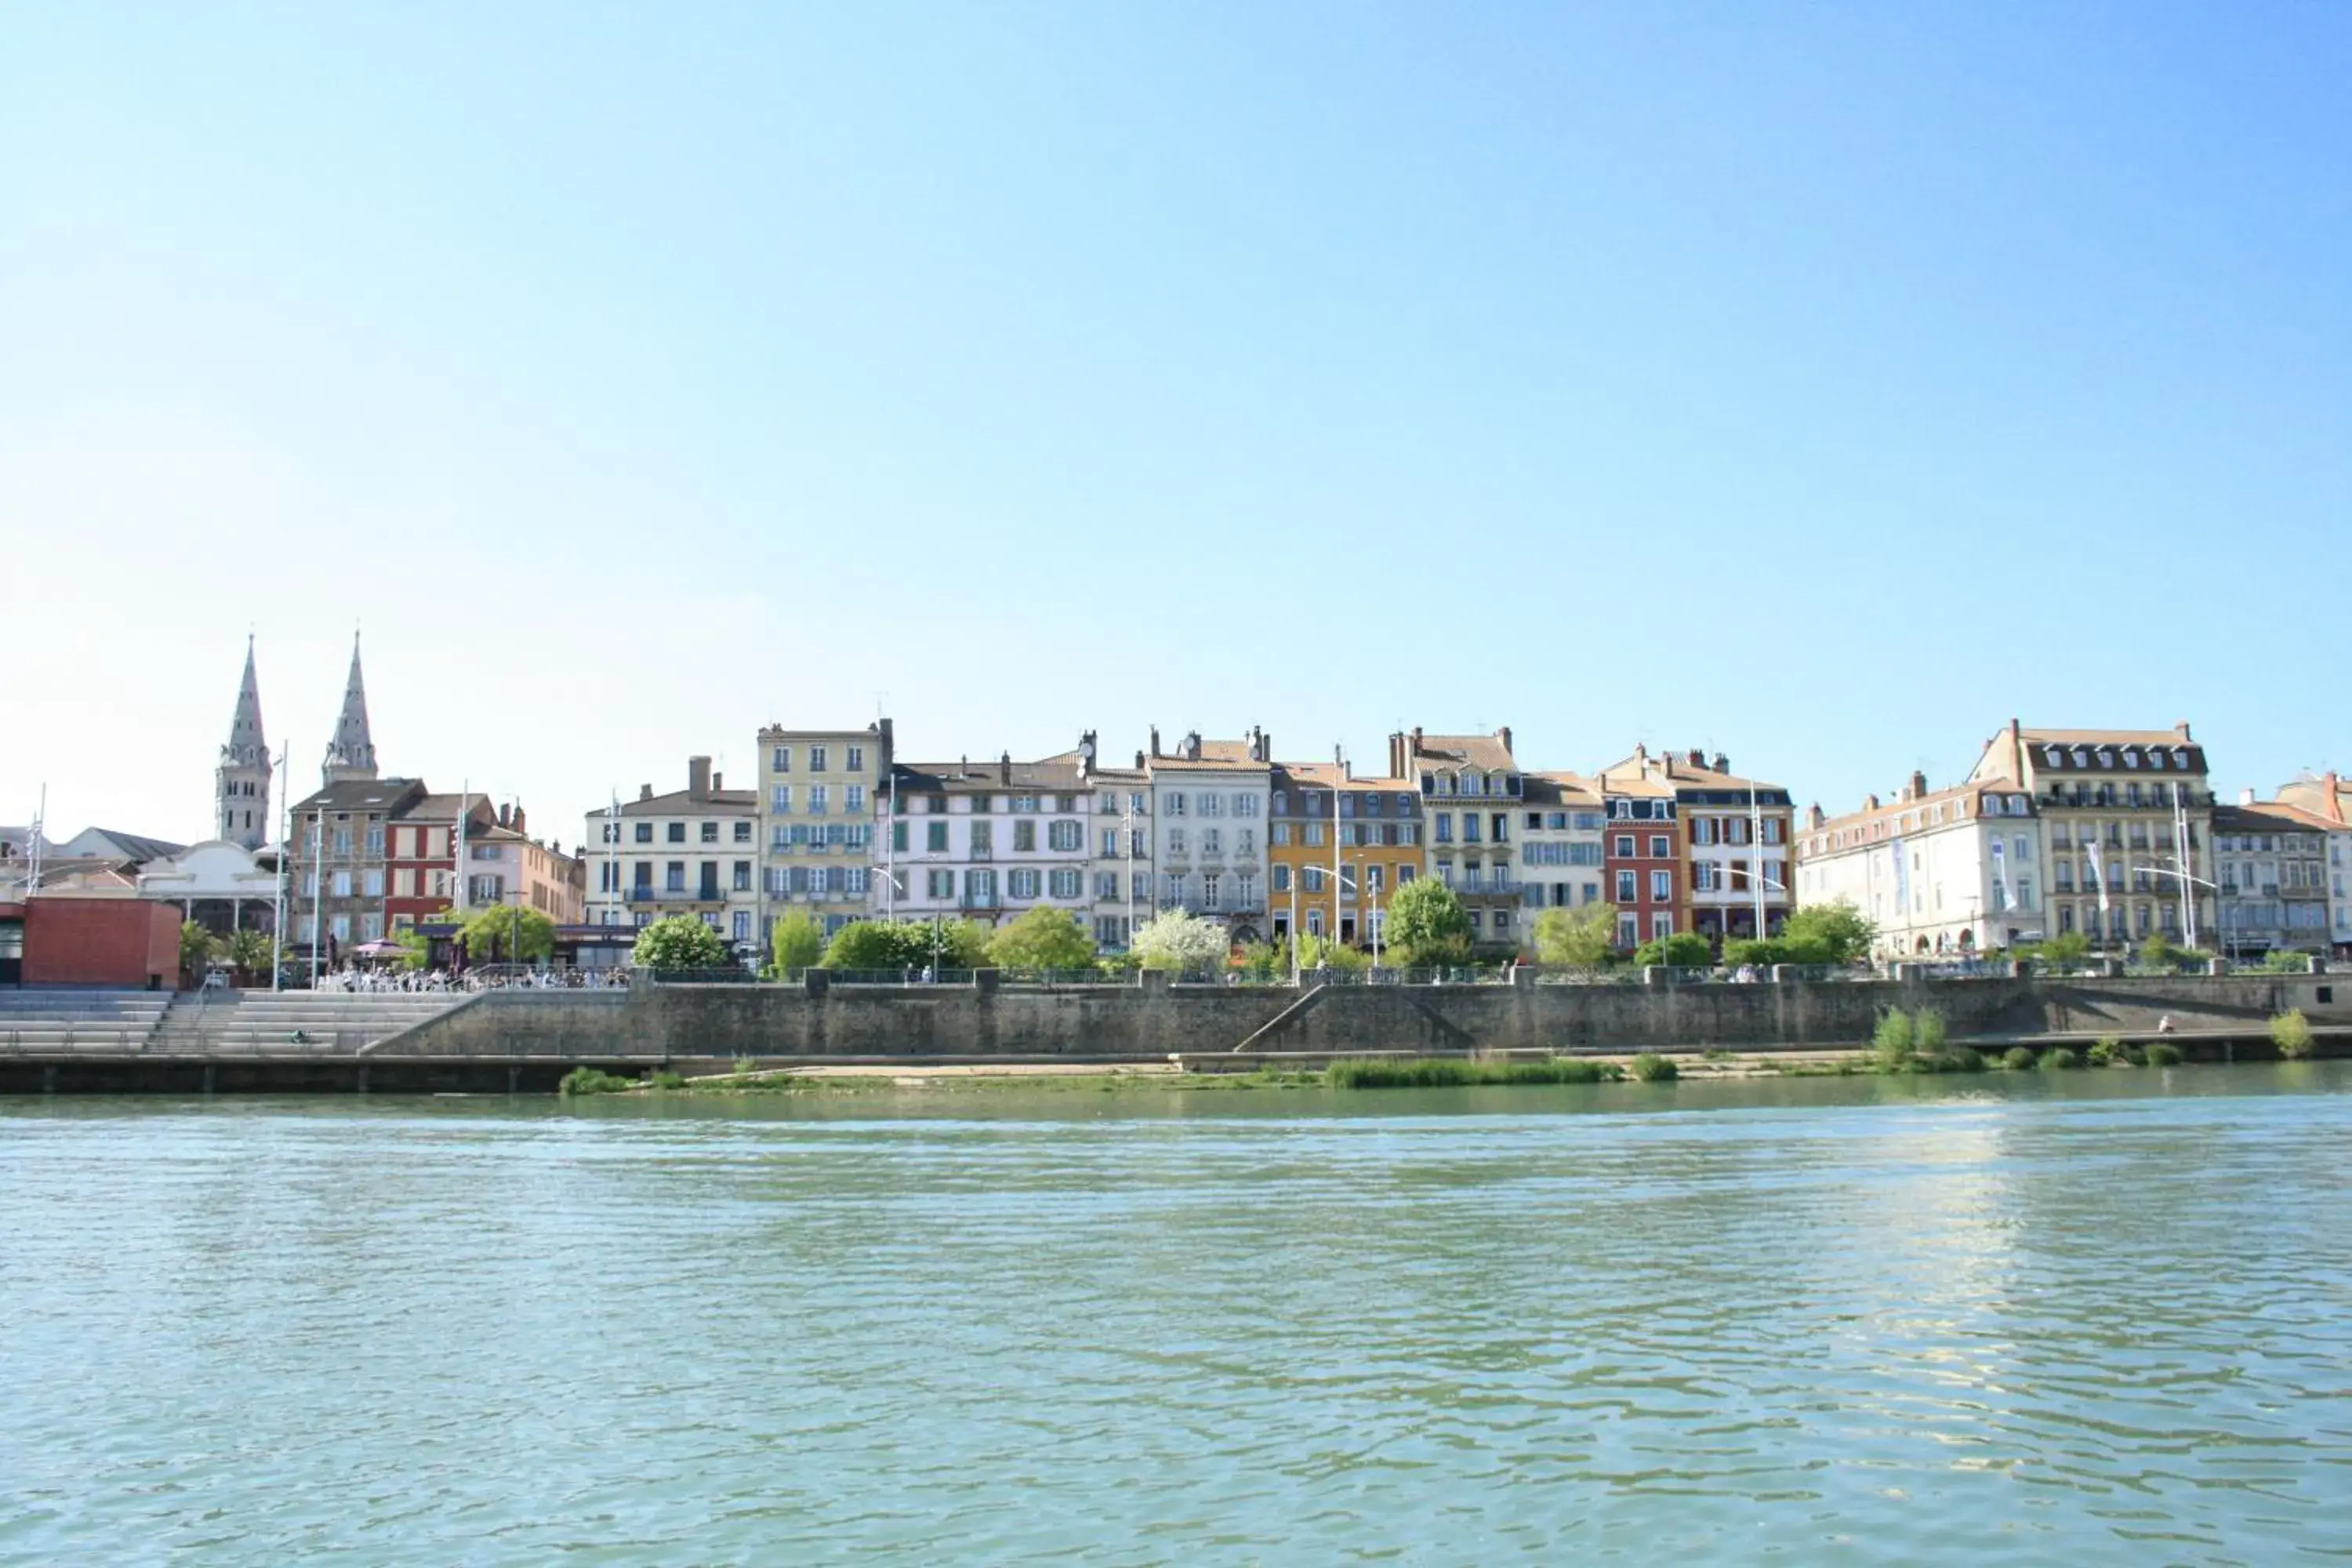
[512,804,527,836]
[639,784,652,802]
[1712,753,1730,775]
[1149,726,1161,757]
[2241,787,2256,807]
[1910,770,1927,801]
[1497,726,1512,754]
[1000,751,1012,784]
[688,755,712,800]
[711,772,722,793]
[1687,749,1704,768]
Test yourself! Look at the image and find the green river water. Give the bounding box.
[5,1064,2350,1564]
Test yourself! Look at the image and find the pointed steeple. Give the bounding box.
[216,637,274,850]
[226,636,267,762]
[321,630,379,785]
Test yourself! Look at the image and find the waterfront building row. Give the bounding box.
[69,644,2350,975]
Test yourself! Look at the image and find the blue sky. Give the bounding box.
[3,3,2347,845]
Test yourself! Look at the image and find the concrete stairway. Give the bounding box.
[0,989,174,1052]
[144,991,469,1053]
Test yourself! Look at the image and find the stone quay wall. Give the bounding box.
[366,971,2348,1062]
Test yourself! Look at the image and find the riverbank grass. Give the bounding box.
[1325,1057,1619,1089]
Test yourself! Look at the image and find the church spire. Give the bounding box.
[216,636,274,850]
[227,635,267,759]
[321,630,379,785]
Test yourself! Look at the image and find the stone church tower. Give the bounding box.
[321,632,379,786]
[216,637,274,849]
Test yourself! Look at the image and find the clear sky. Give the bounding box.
[4,3,2347,848]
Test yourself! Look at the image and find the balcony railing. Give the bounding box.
[960,893,1000,910]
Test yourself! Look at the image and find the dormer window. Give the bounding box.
[1461,771,1483,797]
[2172,748,2190,770]
[2151,752,2167,769]
[2123,750,2139,768]
[2045,746,2063,767]
[2096,749,2114,768]
[2072,749,2089,768]
[1984,795,2004,815]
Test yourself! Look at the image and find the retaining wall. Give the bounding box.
[367,972,2349,1061]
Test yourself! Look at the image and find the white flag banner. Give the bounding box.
[1991,837,2013,913]
[2085,840,2110,913]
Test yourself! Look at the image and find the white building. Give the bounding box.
[879,750,1097,931]
[583,756,761,953]
[1795,771,2046,957]
[138,840,282,938]
[1085,742,1152,952]
[1516,774,1608,919]
[1148,727,1272,939]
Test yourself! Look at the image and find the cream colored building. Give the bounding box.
[583,756,761,953]
[2273,771,2352,953]
[757,720,890,944]
[463,813,585,926]
[1966,720,2215,949]
[1795,771,2045,957]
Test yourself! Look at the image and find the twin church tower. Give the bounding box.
[214,634,379,851]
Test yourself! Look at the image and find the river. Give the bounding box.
[5,1064,2349,1563]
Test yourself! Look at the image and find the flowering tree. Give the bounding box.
[632,914,731,971]
[1130,909,1229,971]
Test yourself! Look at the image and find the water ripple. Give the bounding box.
[2,1066,2350,1563]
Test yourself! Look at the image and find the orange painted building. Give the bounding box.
[1267,762,1425,950]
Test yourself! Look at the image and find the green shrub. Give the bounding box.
[2119,1041,2147,1067]
[558,1067,635,1097]
[1633,933,1715,968]
[2270,1009,2315,1059]
[2040,1047,2080,1071]
[1873,1009,1915,1067]
[1629,1052,1679,1082]
[1913,1009,1948,1054]
[2086,1037,2121,1067]
[2002,1046,2037,1071]
[2262,949,2315,975]
[649,1070,688,1091]
[1939,1047,1986,1073]
[2145,1041,2183,1067]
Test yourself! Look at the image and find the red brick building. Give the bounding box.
[1594,750,1682,951]
[383,793,495,933]
[0,897,180,989]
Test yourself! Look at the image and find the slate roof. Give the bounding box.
[1399,731,1519,774]
[896,757,1090,792]
[290,778,427,814]
[2213,802,2336,836]
[53,828,187,864]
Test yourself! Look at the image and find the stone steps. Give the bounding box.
[142,993,466,1052]
[0,991,174,1051]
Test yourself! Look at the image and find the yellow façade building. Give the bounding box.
[1267,761,1427,952]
